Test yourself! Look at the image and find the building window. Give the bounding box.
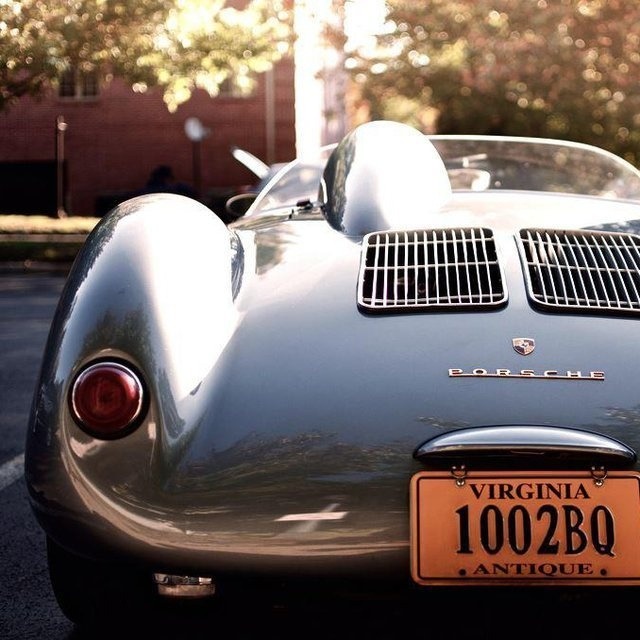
[59,67,99,100]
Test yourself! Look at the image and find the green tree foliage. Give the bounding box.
[346,0,640,164]
[0,0,292,112]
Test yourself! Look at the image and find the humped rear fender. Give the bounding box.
[26,194,240,539]
[320,119,452,237]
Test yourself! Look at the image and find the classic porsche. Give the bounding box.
[25,120,640,626]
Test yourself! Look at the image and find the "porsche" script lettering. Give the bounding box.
[449,368,605,380]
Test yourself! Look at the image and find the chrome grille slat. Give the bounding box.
[401,231,407,306]
[606,239,632,308]
[470,229,483,299]
[559,231,582,306]
[480,228,494,302]
[433,229,441,303]
[580,234,610,307]
[423,230,430,305]
[615,236,640,304]
[597,235,622,307]
[358,228,507,312]
[383,235,389,306]
[413,232,419,304]
[461,229,472,303]
[518,228,640,314]
[547,231,566,304]
[371,235,381,308]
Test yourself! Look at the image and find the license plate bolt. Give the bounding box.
[591,465,607,487]
[451,464,467,486]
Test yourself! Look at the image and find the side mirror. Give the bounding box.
[225,192,257,220]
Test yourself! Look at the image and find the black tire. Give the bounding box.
[46,537,156,628]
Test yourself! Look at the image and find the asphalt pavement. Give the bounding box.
[0,271,74,637]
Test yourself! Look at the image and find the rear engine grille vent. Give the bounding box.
[358,228,507,312]
[518,228,640,314]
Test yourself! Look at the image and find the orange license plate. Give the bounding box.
[410,470,640,585]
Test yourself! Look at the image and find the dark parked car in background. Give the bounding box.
[25,120,640,628]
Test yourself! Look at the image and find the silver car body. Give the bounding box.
[25,121,640,618]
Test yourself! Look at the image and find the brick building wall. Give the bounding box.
[0,58,296,216]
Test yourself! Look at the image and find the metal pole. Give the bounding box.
[265,68,275,166]
[55,115,67,218]
[192,139,202,197]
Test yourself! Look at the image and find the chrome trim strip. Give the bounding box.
[415,425,637,463]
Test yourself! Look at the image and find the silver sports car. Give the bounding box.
[25,120,640,627]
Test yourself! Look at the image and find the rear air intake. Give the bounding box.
[358,228,507,313]
[518,228,640,314]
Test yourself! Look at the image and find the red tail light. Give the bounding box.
[69,361,147,439]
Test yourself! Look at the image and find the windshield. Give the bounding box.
[250,135,640,216]
[430,136,640,201]
[248,147,334,214]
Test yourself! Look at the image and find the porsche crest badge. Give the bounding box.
[512,338,535,356]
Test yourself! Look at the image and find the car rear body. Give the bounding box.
[25,121,640,620]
